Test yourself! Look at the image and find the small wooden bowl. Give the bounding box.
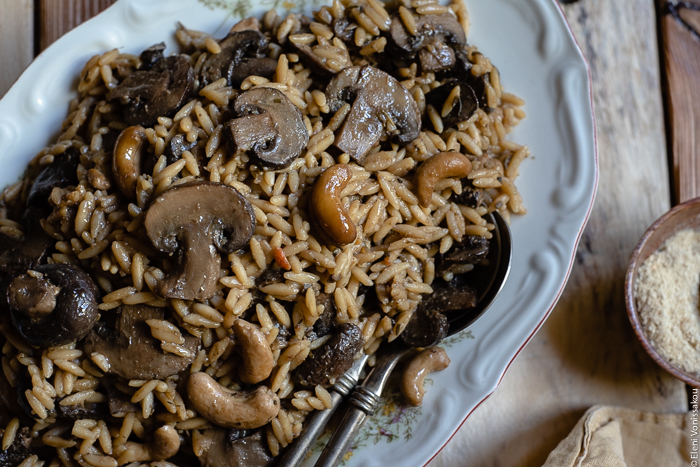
[625,198,700,388]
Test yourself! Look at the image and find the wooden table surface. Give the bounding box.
[0,0,689,466]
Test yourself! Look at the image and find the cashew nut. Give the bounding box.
[400,347,450,406]
[414,151,472,208]
[119,425,180,463]
[309,164,357,245]
[113,125,147,200]
[187,372,280,429]
[233,319,275,384]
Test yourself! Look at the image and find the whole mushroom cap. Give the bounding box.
[8,264,100,348]
[144,181,256,301]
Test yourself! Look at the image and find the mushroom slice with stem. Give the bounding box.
[84,304,200,380]
[325,65,421,164]
[226,88,309,170]
[144,181,256,301]
[8,264,100,348]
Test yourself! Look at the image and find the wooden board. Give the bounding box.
[0,0,33,98]
[39,0,117,51]
[429,1,688,466]
[659,0,700,204]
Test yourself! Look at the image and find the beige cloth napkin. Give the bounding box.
[542,406,694,467]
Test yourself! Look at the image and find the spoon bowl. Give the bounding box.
[314,211,513,467]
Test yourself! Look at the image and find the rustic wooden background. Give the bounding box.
[0,0,689,466]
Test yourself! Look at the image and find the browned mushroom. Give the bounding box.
[0,426,31,466]
[295,323,364,387]
[107,52,194,127]
[197,429,274,467]
[425,79,479,129]
[388,11,466,73]
[400,304,449,349]
[83,304,200,380]
[144,181,255,301]
[0,149,80,278]
[199,30,274,87]
[8,264,100,348]
[226,88,308,170]
[325,65,421,164]
[436,234,490,274]
[439,48,498,112]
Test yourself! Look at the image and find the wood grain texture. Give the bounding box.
[39,0,117,51]
[429,1,687,466]
[0,0,33,98]
[660,0,700,203]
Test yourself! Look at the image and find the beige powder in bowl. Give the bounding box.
[635,228,700,375]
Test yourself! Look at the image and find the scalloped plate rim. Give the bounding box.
[0,0,598,465]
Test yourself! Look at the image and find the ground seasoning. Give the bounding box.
[635,229,700,374]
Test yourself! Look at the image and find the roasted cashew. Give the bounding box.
[233,319,275,384]
[414,151,472,208]
[113,125,147,200]
[187,372,280,429]
[309,164,357,245]
[120,425,180,463]
[400,347,450,406]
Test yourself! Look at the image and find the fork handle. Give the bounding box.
[314,347,410,467]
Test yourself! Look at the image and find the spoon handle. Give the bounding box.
[278,354,369,467]
[314,346,411,467]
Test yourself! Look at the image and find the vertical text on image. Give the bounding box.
[692,389,699,465]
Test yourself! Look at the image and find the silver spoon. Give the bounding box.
[313,211,512,467]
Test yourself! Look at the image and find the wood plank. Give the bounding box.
[430,1,687,466]
[0,0,33,98]
[659,0,700,204]
[39,0,117,51]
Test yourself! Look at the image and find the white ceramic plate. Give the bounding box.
[0,0,597,465]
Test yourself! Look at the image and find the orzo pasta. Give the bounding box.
[0,0,527,464]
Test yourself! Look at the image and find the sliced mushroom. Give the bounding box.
[163,133,198,165]
[27,147,80,212]
[199,30,270,86]
[436,234,490,274]
[325,65,421,164]
[83,304,200,380]
[388,12,466,73]
[144,181,255,301]
[452,184,485,208]
[197,429,274,467]
[439,48,497,112]
[0,218,53,280]
[8,264,100,348]
[226,88,308,170]
[228,57,278,88]
[400,305,448,349]
[107,53,194,127]
[295,323,364,387]
[0,426,31,466]
[140,42,166,70]
[425,79,479,129]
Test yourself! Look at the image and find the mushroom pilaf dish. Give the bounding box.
[0,0,528,465]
